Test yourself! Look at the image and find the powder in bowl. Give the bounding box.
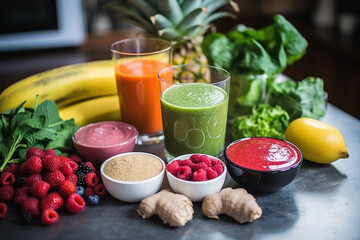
[103,153,163,182]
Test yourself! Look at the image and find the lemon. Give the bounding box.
[285,118,349,164]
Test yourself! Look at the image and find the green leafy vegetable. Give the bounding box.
[231,104,290,140]
[0,96,79,171]
[265,77,327,121]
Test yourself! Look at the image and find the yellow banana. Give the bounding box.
[59,95,121,126]
[0,60,117,113]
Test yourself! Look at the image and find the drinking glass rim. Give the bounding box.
[110,37,172,56]
[158,64,231,85]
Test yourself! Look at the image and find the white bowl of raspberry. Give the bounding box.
[165,154,227,202]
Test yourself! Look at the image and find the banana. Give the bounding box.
[0,60,117,113]
[59,95,121,126]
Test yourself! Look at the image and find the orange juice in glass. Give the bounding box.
[110,38,172,145]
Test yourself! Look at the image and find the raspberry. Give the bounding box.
[59,162,74,176]
[29,180,50,199]
[86,194,100,206]
[43,155,62,172]
[24,156,43,174]
[19,211,32,224]
[41,209,59,225]
[70,154,83,164]
[4,163,18,175]
[65,173,78,186]
[94,183,107,197]
[175,160,184,166]
[21,197,40,218]
[68,161,78,173]
[66,193,85,213]
[181,159,195,168]
[192,169,207,181]
[206,167,219,180]
[44,149,57,157]
[192,162,208,171]
[26,147,45,159]
[23,174,43,186]
[0,171,15,185]
[85,162,96,172]
[211,158,223,166]
[189,154,203,163]
[19,162,27,176]
[58,180,76,199]
[84,187,94,200]
[166,161,180,175]
[44,170,65,190]
[85,172,99,187]
[176,166,192,180]
[14,186,30,205]
[0,202,7,218]
[58,155,70,166]
[41,192,64,211]
[0,185,14,202]
[212,164,224,175]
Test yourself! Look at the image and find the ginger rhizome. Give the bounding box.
[202,187,262,224]
[137,189,194,227]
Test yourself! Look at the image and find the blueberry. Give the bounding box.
[76,186,85,196]
[86,194,100,206]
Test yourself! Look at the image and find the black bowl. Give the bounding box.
[224,137,303,193]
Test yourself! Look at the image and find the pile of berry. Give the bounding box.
[166,154,224,181]
[0,147,107,225]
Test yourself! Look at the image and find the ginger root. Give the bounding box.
[202,187,262,224]
[137,189,194,227]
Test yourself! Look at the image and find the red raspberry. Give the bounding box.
[26,147,45,159]
[166,161,180,176]
[0,185,14,202]
[189,154,203,163]
[24,174,43,186]
[193,169,207,181]
[176,166,192,180]
[59,162,73,176]
[58,155,70,166]
[21,197,40,218]
[0,171,15,185]
[29,180,50,199]
[43,155,62,172]
[85,162,96,172]
[94,184,107,197]
[0,202,7,218]
[58,180,76,199]
[65,174,78,186]
[69,154,83,164]
[193,162,208,171]
[212,164,224,175]
[181,159,195,168]
[84,187,94,200]
[175,160,184,166]
[206,168,219,180]
[44,149,57,157]
[24,156,43,174]
[68,161,78,172]
[41,192,64,211]
[14,186,30,205]
[66,193,85,213]
[19,162,27,176]
[44,170,65,190]
[41,208,59,225]
[85,172,99,187]
[4,163,18,175]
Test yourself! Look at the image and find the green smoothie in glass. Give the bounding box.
[161,83,228,157]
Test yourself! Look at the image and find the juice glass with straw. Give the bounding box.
[111,38,172,145]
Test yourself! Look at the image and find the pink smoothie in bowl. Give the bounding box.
[73,121,138,167]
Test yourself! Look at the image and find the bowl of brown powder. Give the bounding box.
[100,152,165,202]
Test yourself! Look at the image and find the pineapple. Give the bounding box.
[106,0,239,81]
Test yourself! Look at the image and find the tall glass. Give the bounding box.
[111,38,172,145]
[158,64,230,160]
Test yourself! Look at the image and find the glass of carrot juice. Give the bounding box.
[111,38,172,145]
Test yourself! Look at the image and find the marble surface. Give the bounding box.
[1,104,359,240]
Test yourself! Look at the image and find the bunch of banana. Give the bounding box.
[0,60,121,126]
[0,60,117,112]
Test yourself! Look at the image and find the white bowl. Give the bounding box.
[100,152,165,202]
[166,154,227,202]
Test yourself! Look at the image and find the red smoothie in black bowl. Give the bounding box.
[224,137,303,192]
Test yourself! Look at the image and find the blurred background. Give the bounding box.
[0,0,359,119]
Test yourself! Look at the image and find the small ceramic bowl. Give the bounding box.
[166,154,227,202]
[73,121,138,167]
[100,152,165,202]
[224,137,303,193]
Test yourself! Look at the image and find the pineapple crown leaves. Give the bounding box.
[105,0,239,45]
